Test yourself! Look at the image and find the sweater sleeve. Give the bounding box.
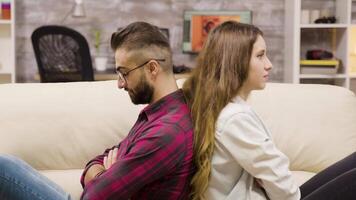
[217,112,301,200]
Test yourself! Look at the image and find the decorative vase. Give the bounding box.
[95,56,108,71]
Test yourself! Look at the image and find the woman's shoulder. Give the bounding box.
[219,97,254,121]
[216,99,257,132]
[216,98,270,142]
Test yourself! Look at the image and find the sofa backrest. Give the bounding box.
[0,81,355,173]
[0,81,142,170]
[248,83,356,172]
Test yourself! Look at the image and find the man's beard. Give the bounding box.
[127,75,154,105]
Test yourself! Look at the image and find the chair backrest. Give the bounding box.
[31,25,94,82]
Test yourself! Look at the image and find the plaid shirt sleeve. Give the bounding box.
[80,144,118,188]
[80,123,187,200]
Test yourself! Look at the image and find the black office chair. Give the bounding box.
[31,25,94,82]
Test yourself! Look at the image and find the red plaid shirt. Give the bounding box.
[80,89,195,200]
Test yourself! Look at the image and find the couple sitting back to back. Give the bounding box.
[0,21,355,200]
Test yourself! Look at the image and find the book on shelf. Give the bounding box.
[300,59,339,74]
[300,60,339,66]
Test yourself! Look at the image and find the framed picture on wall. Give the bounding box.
[183,10,252,53]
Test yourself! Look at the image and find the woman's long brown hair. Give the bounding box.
[183,21,263,200]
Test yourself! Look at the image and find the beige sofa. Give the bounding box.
[0,80,356,199]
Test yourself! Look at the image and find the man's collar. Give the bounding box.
[140,89,184,121]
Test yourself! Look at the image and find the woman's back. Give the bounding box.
[206,96,300,200]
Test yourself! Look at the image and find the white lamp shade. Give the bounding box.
[72,0,85,17]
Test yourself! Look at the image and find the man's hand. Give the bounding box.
[104,148,118,170]
[83,148,118,186]
[84,164,105,185]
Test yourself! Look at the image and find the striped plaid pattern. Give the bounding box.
[80,89,195,200]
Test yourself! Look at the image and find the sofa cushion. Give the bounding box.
[248,83,356,173]
[0,81,143,170]
[40,169,83,200]
[291,171,315,187]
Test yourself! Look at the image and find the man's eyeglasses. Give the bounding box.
[115,59,165,85]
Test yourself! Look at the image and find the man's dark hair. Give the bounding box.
[111,21,172,73]
[111,21,170,51]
